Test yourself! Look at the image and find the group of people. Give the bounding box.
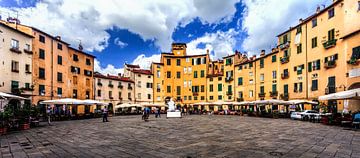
[142,107,161,121]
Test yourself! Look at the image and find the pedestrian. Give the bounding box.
[157,107,161,118]
[46,106,51,125]
[102,106,109,122]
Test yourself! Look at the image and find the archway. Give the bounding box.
[108,103,113,114]
[348,82,360,90]
[346,82,360,112]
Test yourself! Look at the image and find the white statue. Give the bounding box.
[167,98,175,112]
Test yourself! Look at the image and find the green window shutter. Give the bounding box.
[218,84,222,91]
[284,84,288,94]
[316,60,321,70]
[272,84,277,92]
[308,62,312,72]
[272,55,276,62]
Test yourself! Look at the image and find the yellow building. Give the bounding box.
[206,60,224,111]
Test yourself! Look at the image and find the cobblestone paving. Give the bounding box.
[1,115,360,158]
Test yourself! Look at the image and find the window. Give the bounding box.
[284,84,288,95]
[218,95,222,100]
[218,77,222,81]
[86,91,90,99]
[201,96,205,100]
[73,76,78,85]
[209,78,213,82]
[11,81,19,91]
[58,55,62,65]
[183,67,187,74]
[352,46,360,60]
[71,66,80,74]
[97,90,101,97]
[73,54,79,61]
[324,54,338,63]
[311,37,317,48]
[167,59,171,65]
[218,84,222,91]
[249,72,253,76]
[249,90,253,98]
[11,39,19,49]
[137,93,140,99]
[297,43,302,54]
[176,59,180,66]
[39,49,45,59]
[57,72,63,82]
[25,44,30,51]
[201,85,205,92]
[57,43,62,50]
[177,86,181,95]
[25,64,30,73]
[249,62,253,68]
[86,58,91,65]
[176,71,181,78]
[272,71,276,79]
[200,70,205,78]
[189,80,192,87]
[238,65,243,70]
[183,80,187,87]
[312,80,318,91]
[249,79,254,85]
[186,58,190,62]
[39,68,45,79]
[188,96,192,100]
[210,84,213,92]
[157,70,160,78]
[328,29,335,41]
[308,59,321,72]
[272,84,277,92]
[137,81,141,88]
[39,85,45,95]
[312,18,317,28]
[11,61,19,72]
[272,55,276,62]
[299,82,303,92]
[260,59,264,68]
[260,74,264,81]
[188,67,192,72]
[39,35,45,43]
[238,77,243,86]
[358,1,360,11]
[167,71,171,78]
[157,96,161,101]
[57,87,62,96]
[328,8,334,19]
[147,94,151,99]
[209,96,213,100]
[167,86,171,93]
[72,89,78,98]
[128,92,131,99]
[84,70,92,76]
[260,86,264,94]
[194,71,198,78]
[296,26,302,34]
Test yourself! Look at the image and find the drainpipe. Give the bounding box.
[50,39,54,100]
[305,24,309,99]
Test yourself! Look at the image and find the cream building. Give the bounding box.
[94,72,135,113]
[0,22,33,102]
[123,64,153,104]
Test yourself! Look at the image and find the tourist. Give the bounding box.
[46,106,52,125]
[157,107,161,118]
[102,106,109,122]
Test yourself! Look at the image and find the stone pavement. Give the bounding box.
[1,115,360,158]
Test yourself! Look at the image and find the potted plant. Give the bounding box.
[272,110,279,119]
[0,106,13,135]
[17,104,31,130]
[241,108,247,116]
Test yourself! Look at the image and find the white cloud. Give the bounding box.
[131,54,161,70]
[1,0,240,52]
[114,37,128,48]
[241,0,330,55]
[94,59,124,76]
[187,29,239,60]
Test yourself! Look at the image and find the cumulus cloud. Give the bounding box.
[241,0,330,55]
[94,59,124,75]
[114,37,128,48]
[1,0,239,52]
[131,54,161,70]
[187,29,239,60]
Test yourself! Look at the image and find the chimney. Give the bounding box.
[316,6,321,13]
[118,73,122,77]
[55,36,61,40]
[252,55,256,60]
[206,49,209,55]
[78,42,83,51]
[260,50,265,56]
[299,18,303,23]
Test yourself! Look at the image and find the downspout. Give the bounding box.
[50,39,54,100]
[305,24,309,99]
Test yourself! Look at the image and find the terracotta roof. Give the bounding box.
[277,0,343,37]
[163,54,208,58]
[69,47,96,58]
[131,69,152,75]
[125,64,140,68]
[94,73,134,83]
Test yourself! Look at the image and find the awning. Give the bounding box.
[140,102,167,107]
[82,100,108,105]
[319,88,360,101]
[193,102,211,105]
[115,103,142,109]
[250,99,290,105]
[40,98,85,105]
[286,100,318,105]
[0,92,28,100]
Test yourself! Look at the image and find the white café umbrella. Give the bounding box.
[82,100,108,105]
[193,102,211,105]
[319,88,360,101]
[40,98,85,105]
[286,100,318,105]
[0,92,28,100]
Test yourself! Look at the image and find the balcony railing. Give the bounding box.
[280,56,289,64]
[270,91,278,98]
[278,41,290,50]
[128,86,133,90]
[347,58,359,66]
[128,98,132,101]
[109,97,114,100]
[97,82,102,86]
[281,73,289,79]
[323,39,337,49]
[325,87,336,95]
[10,47,22,54]
[108,84,114,88]
[119,97,123,100]
[280,93,289,101]
[226,91,233,95]
[225,77,233,82]
[324,60,336,69]
[193,92,199,96]
[156,89,161,92]
[23,49,33,54]
[258,93,265,98]
[118,85,123,89]
[237,98,244,102]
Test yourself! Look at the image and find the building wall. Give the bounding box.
[133,73,153,103]
[0,24,33,97]
[152,63,165,104]
[206,61,224,103]
[234,60,256,102]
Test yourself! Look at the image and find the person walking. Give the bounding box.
[157,107,161,118]
[102,106,109,122]
[46,106,52,125]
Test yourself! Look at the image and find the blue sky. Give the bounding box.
[0,0,330,74]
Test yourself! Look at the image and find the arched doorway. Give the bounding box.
[108,103,113,114]
[346,82,360,112]
[348,82,360,90]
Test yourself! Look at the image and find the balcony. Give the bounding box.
[23,49,33,54]
[324,60,336,69]
[97,82,102,86]
[193,92,199,96]
[11,69,19,73]
[280,93,289,101]
[325,87,336,95]
[109,97,114,100]
[108,84,114,88]
[128,86,133,90]
[258,92,266,98]
[128,98,132,101]
[323,39,337,49]
[226,91,233,95]
[237,98,244,102]
[10,47,22,54]
[25,71,32,74]
[281,73,289,79]
[278,41,290,50]
[119,97,123,100]
[225,77,233,82]
[11,88,22,95]
[280,56,289,64]
[347,58,359,66]
[118,85,123,89]
[156,89,161,92]
[270,91,278,98]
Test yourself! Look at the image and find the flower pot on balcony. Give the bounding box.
[323,39,337,49]
[20,123,30,130]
